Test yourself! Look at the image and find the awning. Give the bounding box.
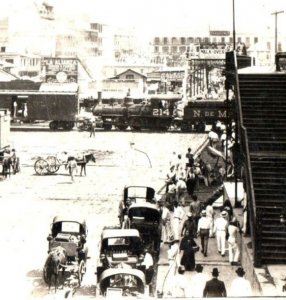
[39,82,78,93]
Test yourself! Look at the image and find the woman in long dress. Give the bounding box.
[179,230,198,271]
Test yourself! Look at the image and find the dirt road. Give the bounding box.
[1,130,207,299]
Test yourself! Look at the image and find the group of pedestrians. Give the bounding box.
[167,263,252,297]
[165,148,210,207]
[160,145,248,297]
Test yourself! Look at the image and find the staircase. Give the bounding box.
[238,72,286,265]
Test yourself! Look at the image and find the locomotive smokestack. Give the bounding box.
[98,91,102,105]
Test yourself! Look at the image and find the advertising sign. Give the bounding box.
[41,58,78,83]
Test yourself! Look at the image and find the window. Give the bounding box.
[179,46,186,53]
[204,37,209,43]
[188,37,194,43]
[180,37,186,44]
[154,37,160,44]
[154,46,159,53]
[172,37,177,45]
[172,46,177,53]
[229,37,233,43]
[212,37,217,43]
[163,37,168,45]
[267,42,271,50]
[237,37,242,43]
[221,37,225,43]
[162,46,169,53]
[126,74,134,80]
[254,37,258,43]
[1,46,5,52]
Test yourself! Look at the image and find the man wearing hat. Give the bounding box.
[203,268,227,297]
[181,212,196,239]
[197,210,212,257]
[191,264,209,297]
[214,211,229,257]
[230,267,252,297]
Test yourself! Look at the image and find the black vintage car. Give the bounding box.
[126,202,162,257]
[96,228,144,280]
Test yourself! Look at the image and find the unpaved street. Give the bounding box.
[1,130,206,299]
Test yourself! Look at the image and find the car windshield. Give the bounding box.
[61,222,80,233]
[108,237,129,246]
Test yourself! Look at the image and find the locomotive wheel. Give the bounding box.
[78,260,86,286]
[130,119,142,131]
[103,123,112,130]
[49,121,58,130]
[117,125,128,130]
[46,156,60,173]
[34,159,49,175]
[196,122,206,132]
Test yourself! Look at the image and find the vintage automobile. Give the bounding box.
[119,185,156,227]
[126,202,161,257]
[96,228,144,280]
[44,216,88,287]
[97,268,146,297]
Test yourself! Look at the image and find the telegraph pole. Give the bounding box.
[271,10,284,54]
[232,0,236,51]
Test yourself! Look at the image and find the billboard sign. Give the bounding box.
[41,58,78,83]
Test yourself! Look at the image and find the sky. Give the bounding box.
[1,0,286,36]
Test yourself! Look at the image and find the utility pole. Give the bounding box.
[271,10,284,54]
[232,0,236,51]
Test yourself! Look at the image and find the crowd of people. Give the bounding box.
[0,146,20,179]
[158,143,249,297]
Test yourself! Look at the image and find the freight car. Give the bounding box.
[0,91,78,130]
[174,99,233,132]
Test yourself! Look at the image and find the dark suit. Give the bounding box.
[203,278,227,297]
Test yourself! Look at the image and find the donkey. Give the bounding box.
[75,152,96,176]
[44,246,67,293]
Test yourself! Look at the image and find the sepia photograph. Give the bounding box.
[0,0,286,299]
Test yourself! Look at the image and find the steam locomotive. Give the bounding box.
[92,94,233,132]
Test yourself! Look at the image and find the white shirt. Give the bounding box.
[171,274,190,297]
[176,178,186,191]
[230,277,252,297]
[206,205,214,219]
[142,252,153,269]
[173,206,185,220]
[214,217,228,232]
[191,272,209,297]
[228,224,239,243]
[197,217,212,232]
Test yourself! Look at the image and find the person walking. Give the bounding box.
[214,211,229,257]
[89,120,96,137]
[172,201,185,240]
[161,202,175,244]
[203,268,227,297]
[181,212,196,239]
[176,174,187,205]
[170,266,191,297]
[186,167,197,196]
[206,204,215,237]
[197,210,212,257]
[66,156,78,182]
[191,264,209,298]
[190,194,202,232]
[229,267,252,297]
[165,240,180,295]
[179,230,198,271]
[185,147,194,169]
[228,217,241,266]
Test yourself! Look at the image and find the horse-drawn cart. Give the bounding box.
[43,216,88,291]
[34,152,96,175]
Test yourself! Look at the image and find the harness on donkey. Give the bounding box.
[74,152,96,176]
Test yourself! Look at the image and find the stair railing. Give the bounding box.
[232,51,260,266]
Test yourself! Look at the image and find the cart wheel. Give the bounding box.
[46,156,60,173]
[78,260,86,286]
[43,260,50,285]
[34,159,49,175]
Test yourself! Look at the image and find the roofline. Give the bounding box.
[0,91,78,95]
